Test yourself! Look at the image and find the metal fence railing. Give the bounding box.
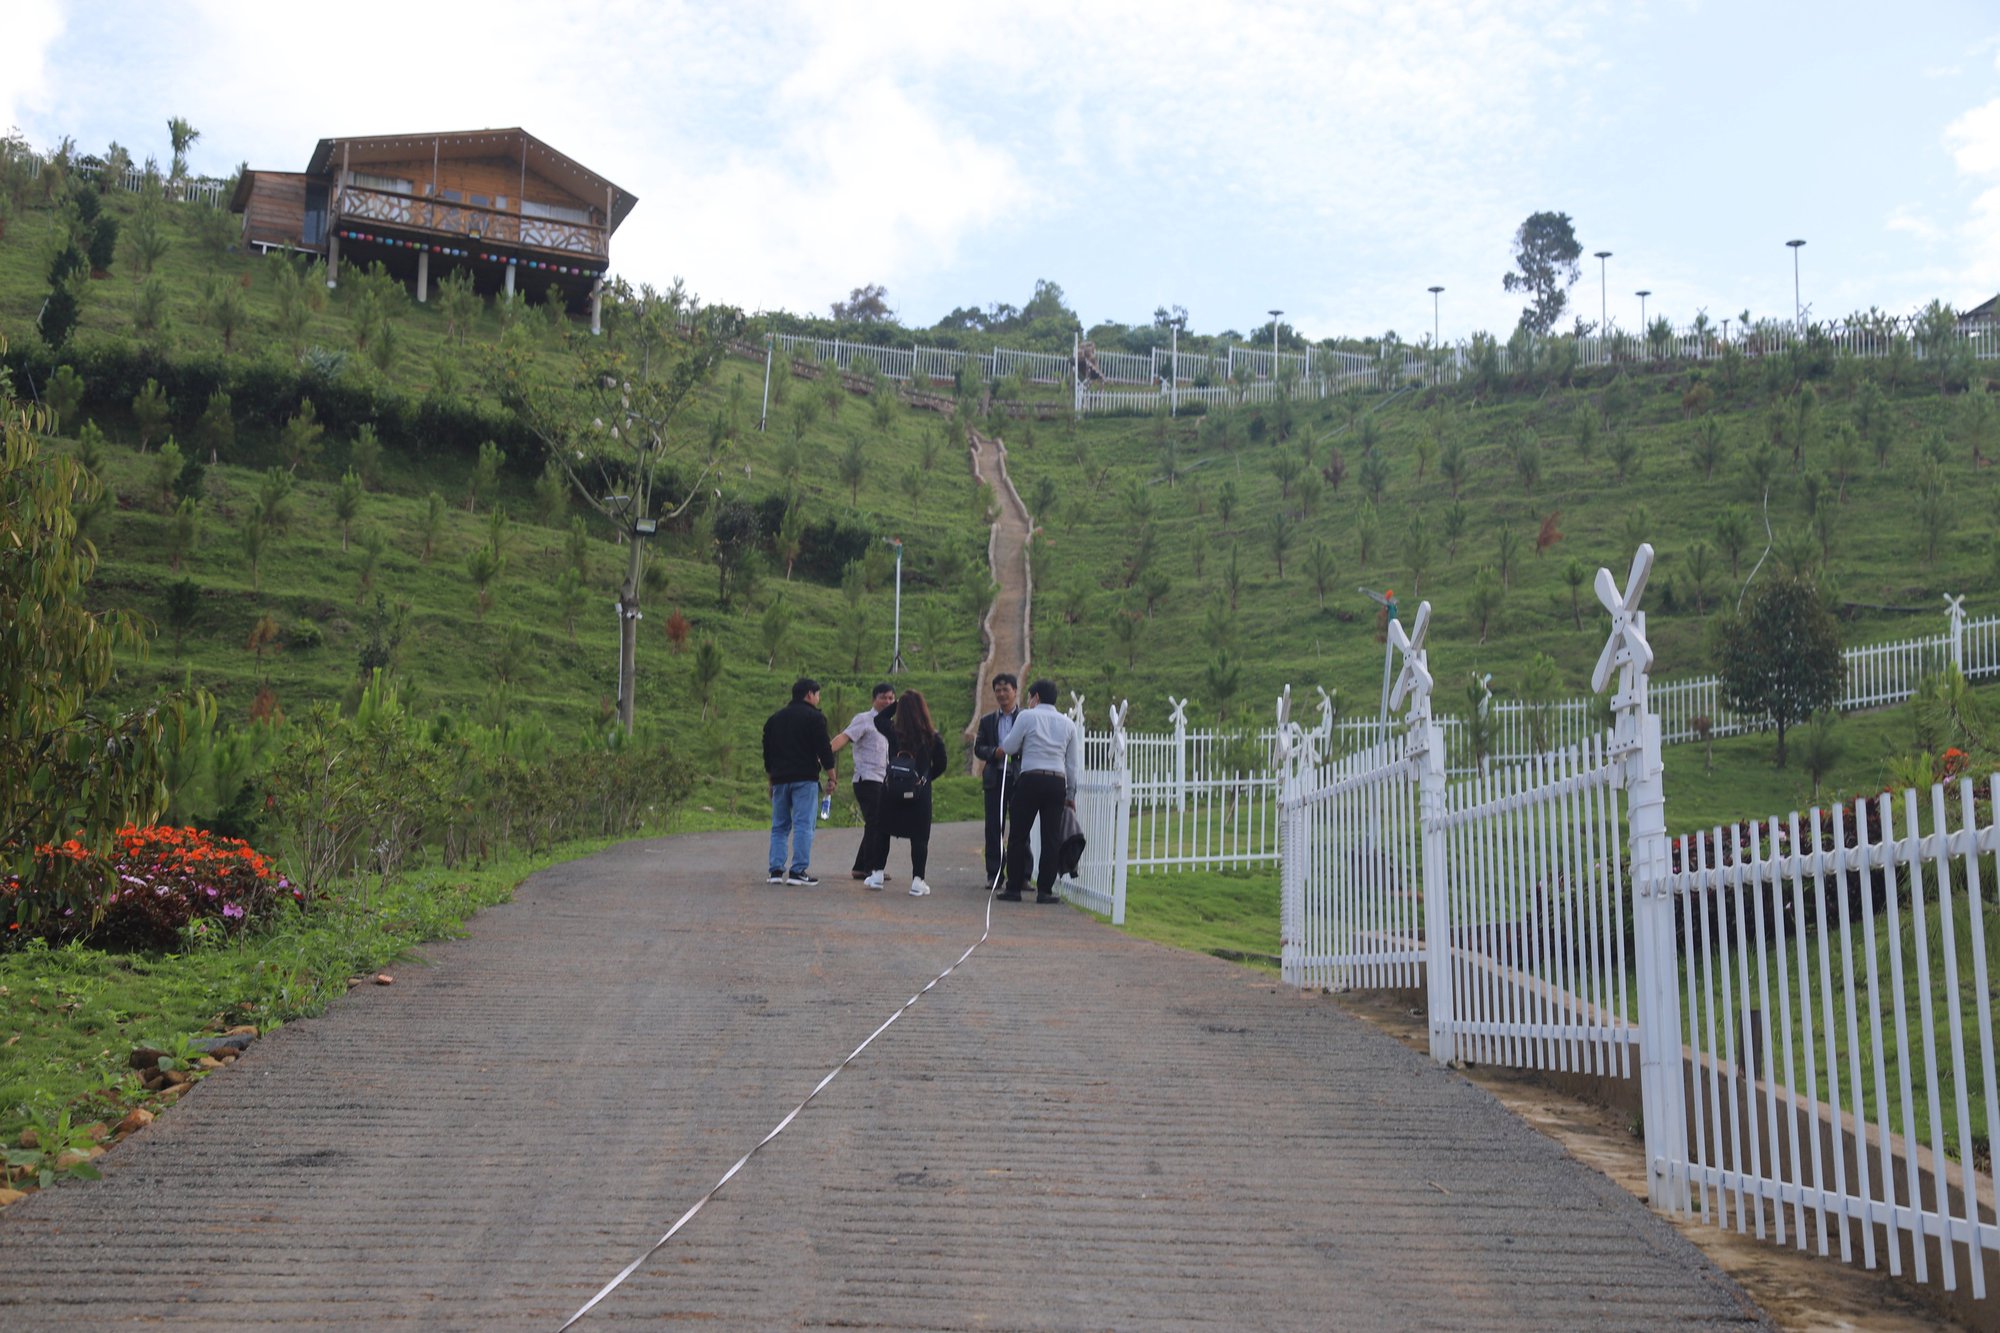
[1275,548,2000,1301]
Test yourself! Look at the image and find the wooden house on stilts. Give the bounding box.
[230,128,635,332]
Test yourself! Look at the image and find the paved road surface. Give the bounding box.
[0,823,1767,1329]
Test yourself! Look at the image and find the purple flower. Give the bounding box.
[222,903,244,920]
[120,874,146,886]
[204,886,219,898]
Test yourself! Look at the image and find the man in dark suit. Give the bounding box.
[971,673,1021,889]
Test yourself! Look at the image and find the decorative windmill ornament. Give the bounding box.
[1591,543,1656,707]
[1386,600,1434,720]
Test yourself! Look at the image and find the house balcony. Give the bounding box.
[332,184,607,260]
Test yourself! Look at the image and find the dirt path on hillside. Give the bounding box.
[965,425,1032,738]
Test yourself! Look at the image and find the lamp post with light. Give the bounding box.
[1786,238,1806,328]
[1427,286,1444,383]
[1593,249,1612,340]
[1268,308,1283,378]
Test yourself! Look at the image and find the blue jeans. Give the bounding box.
[768,780,819,875]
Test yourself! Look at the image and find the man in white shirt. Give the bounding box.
[997,679,1081,903]
[830,683,896,884]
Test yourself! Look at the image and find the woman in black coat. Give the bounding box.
[865,690,950,896]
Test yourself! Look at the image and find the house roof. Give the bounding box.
[304,128,638,234]
[1962,294,2000,323]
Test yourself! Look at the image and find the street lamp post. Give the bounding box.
[1427,286,1444,384]
[1786,239,1806,328]
[885,536,905,673]
[1268,308,1283,378]
[758,333,773,432]
[1593,250,1612,340]
[1636,289,1651,332]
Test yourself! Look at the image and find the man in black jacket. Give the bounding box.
[762,678,837,885]
[971,673,1022,888]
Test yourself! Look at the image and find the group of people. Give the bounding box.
[760,673,1080,903]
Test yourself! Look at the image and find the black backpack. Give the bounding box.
[884,748,927,802]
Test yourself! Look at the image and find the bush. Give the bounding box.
[2,825,294,950]
[0,340,539,471]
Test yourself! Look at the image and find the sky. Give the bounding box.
[5,1,1999,346]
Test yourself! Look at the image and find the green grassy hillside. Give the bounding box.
[5,179,1994,832]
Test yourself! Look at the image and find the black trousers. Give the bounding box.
[982,779,1010,886]
[852,780,889,874]
[1005,771,1069,894]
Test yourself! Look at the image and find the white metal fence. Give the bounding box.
[1279,733,1420,991]
[763,300,1998,418]
[1275,546,2000,1300]
[1434,733,1637,1077]
[1664,784,2000,1293]
[22,150,230,208]
[1452,602,1999,761]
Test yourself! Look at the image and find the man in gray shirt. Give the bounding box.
[830,683,896,883]
[997,679,1081,903]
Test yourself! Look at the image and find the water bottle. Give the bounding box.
[819,790,832,821]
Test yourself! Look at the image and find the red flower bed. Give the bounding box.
[4,826,298,949]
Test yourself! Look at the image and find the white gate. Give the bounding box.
[1279,732,1420,991]
[1061,700,1131,924]
[1432,734,1637,1078]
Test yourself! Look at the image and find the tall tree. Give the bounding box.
[503,281,740,733]
[166,117,200,180]
[3,388,181,927]
[1501,211,1583,336]
[830,283,890,322]
[1715,573,1843,767]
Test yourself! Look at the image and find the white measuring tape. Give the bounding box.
[559,766,1018,1329]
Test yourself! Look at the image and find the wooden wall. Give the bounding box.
[344,154,600,220]
[239,172,309,249]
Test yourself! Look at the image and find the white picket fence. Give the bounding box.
[1667,785,2000,1291]
[1447,601,1998,761]
[764,298,1998,418]
[1277,548,2000,1301]
[1059,699,1299,905]
[21,149,230,208]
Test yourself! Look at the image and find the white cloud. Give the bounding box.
[0,0,65,137]
[1946,97,2000,290]
[1885,205,1942,243]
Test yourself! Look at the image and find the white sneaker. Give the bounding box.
[908,877,931,896]
[863,871,885,890]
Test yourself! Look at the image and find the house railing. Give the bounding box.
[332,185,607,258]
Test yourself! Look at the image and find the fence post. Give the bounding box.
[1947,593,1967,675]
[1593,546,1687,1212]
[1388,606,1453,1063]
[1107,699,1131,925]
[1168,696,1189,812]
[1274,687,1306,984]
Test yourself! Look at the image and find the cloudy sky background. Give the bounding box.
[4,1,1998,345]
